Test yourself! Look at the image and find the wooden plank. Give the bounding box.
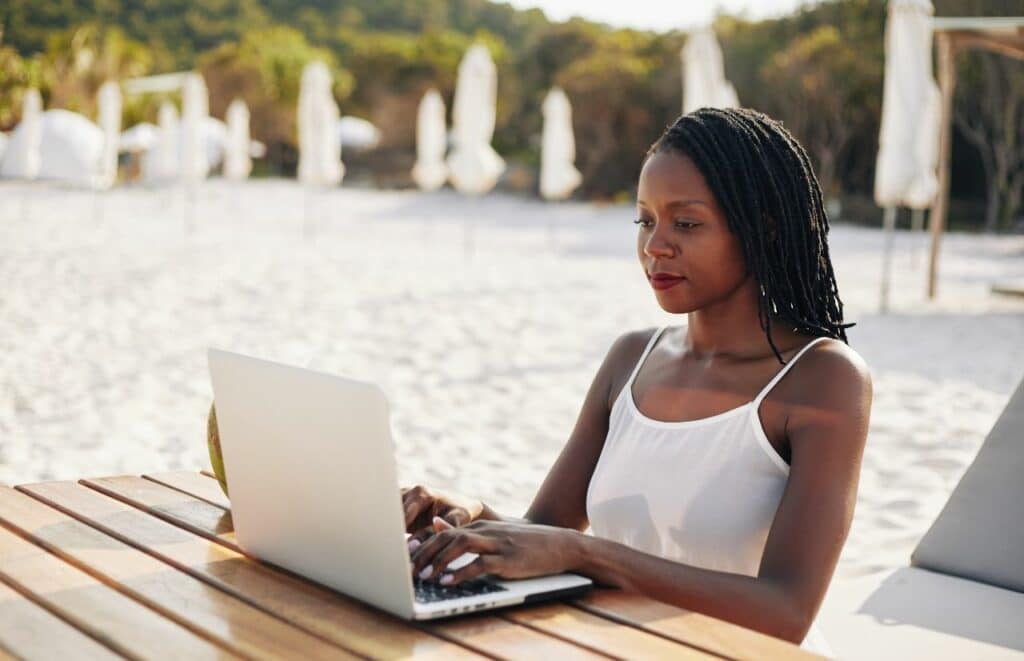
[575,589,822,660]
[100,474,613,660]
[0,520,230,659]
[505,602,715,659]
[0,578,122,660]
[0,486,356,660]
[25,479,480,660]
[145,471,230,510]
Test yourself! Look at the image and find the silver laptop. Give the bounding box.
[208,348,592,619]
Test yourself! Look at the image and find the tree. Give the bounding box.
[760,25,878,197]
[954,51,1024,231]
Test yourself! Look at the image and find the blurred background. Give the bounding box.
[1,0,1021,229]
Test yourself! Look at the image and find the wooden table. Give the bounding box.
[0,471,820,659]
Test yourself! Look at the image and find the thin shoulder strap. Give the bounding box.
[625,326,668,388]
[753,336,831,406]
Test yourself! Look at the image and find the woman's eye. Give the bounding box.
[633,218,653,228]
[674,220,700,230]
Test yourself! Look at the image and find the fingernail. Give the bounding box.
[439,573,454,585]
[407,538,421,552]
[418,564,433,580]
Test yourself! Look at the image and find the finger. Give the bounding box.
[403,490,430,529]
[433,516,455,532]
[442,509,470,528]
[430,534,500,579]
[438,554,499,586]
[410,528,456,577]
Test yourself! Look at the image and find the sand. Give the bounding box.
[2,178,1023,600]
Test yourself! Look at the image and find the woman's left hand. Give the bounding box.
[409,517,580,585]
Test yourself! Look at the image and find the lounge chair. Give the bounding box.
[818,376,1024,659]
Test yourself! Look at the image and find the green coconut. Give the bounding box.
[207,402,229,497]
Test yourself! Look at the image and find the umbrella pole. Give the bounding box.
[879,206,898,313]
[909,208,925,268]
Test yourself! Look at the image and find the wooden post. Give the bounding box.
[927,32,956,300]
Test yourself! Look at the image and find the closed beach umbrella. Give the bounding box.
[875,0,941,311]
[298,61,343,188]
[447,43,505,195]
[0,132,8,163]
[540,87,582,201]
[180,72,209,184]
[682,28,739,114]
[96,80,122,189]
[411,88,448,191]
[224,99,252,180]
[875,0,940,209]
[0,88,43,179]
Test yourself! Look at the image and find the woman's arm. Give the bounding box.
[413,342,872,644]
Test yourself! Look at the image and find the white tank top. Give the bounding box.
[586,326,834,656]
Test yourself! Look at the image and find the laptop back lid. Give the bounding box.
[208,348,416,618]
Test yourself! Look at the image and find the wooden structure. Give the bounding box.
[928,17,1024,299]
[0,470,820,659]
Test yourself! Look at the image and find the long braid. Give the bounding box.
[648,107,852,364]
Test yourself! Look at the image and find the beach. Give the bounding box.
[2,178,1023,591]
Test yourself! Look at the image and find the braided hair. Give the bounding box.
[647,107,852,364]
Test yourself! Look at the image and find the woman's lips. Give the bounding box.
[649,275,685,290]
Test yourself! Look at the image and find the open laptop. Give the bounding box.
[208,348,592,619]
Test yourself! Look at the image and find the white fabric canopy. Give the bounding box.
[119,122,158,153]
[337,116,380,151]
[0,132,8,164]
[140,111,227,184]
[95,81,122,189]
[874,0,941,209]
[0,89,43,179]
[540,87,582,201]
[180,73,210,184]
[297,61,343,187]
[447,44,505,195]
[223,99,252,181]
[681,28,739,114]
[412,88,448,192]
[1,109,103,185]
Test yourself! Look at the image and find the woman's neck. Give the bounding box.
[684,278,798,360]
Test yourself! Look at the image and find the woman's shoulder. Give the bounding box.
[787,336,872,410]
[599,326,665,407]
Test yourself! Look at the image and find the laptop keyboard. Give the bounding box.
[413,577,508,603]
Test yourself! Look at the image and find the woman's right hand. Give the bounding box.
[401,484,485,546]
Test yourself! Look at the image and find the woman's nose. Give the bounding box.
[643,228,675,258]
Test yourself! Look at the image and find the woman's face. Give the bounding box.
[636,149,751,314]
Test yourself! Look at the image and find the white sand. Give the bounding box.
[2,178,1023,591]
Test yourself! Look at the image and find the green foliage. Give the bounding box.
[0,0,1012,226]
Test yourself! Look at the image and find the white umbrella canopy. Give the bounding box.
[0,88,43,179]
[0,132,8,164]
[1,109,104,185]
[337,116,380,151]
[95,80,122,189]
[411,88,448,191]
[148,101,179,182]
[297,61,344,187]
[223,99,252,180]
[141,112,227,183]
[874,0,941,209]
[180,72,210,184]
[119,122,158,153]
[447,43,505,195]
[681,28,739,114]
[540,87,582,201]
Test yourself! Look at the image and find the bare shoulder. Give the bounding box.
[787,337,873,425]
[602,327,661,408]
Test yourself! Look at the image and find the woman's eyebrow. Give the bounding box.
[636,199,711,209]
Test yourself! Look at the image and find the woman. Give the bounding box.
[404,107,872,654]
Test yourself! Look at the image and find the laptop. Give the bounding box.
[207,348,592,619]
